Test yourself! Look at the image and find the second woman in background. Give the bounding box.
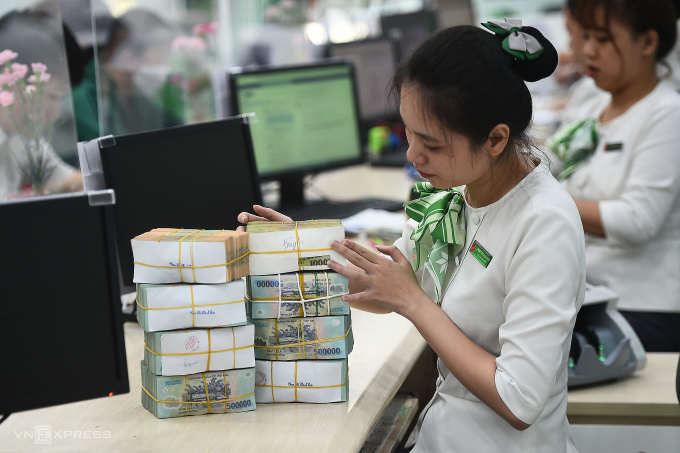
[556,0,680,351]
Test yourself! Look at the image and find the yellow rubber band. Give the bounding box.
[136,298,245,310]
[254,324,351,351]
[144,340,254,357]
[133,251,249,269]
[142,385,255,407]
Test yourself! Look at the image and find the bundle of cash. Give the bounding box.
[141,360,256,418]
[144,324,255,376]
[253,314,352,361]
[132,228,248,284]
[247,272,350,319]
[136,280,247,331]
[247,220,346,275]
[254,359,348,403]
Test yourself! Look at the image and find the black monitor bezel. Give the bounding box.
[0,192,129,414]
[324,35,402,122]
[228,59,365,182]
[96,116,263,289]
[380,7,440,59]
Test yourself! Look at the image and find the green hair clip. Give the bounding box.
[482,18,544,60]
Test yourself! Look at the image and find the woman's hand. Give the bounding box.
[328,239,428,318]
[236,205,292,232]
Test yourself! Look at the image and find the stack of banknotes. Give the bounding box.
[131,228,256,419]
[132,228,249,284]
[246,220,352,404]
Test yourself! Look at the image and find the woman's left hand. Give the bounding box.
[329,239,426,318]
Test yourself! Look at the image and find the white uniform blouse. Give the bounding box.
[561,81,680,313]
[395,164,586,453]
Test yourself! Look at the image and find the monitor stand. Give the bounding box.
[273,173,405,221]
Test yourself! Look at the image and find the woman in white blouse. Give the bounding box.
[557,0,680,352]
[240,22,585,452]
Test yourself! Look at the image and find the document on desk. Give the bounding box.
[254,359,348,403]
[253,314,353,360]
[131,228,249,284]
[246,271,350,318]
[247,220,346,275]
[136,280,247,331]
[141,360,256,418]
[144,324,255,376]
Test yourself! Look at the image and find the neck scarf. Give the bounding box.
[403,182,466,304]
[549,118,599,180]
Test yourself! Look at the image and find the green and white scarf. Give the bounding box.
[403,182,466,305]
[549,118,599,180]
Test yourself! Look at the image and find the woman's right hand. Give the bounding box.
[236,205,292,232]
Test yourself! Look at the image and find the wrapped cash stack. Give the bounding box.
[131,228,257,418]
[246,220,353,404]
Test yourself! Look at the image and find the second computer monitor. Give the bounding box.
[325,36,400,121]
[229,60,363,207]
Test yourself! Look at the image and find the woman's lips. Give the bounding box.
[586,66,599,78]
[417,169,434,178]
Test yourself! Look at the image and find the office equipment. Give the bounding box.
[325,36,400,122]
[229,61,405,219]
[568,282,647,387]
[380,8,439,59]
[0,190,129,415]
[78,116,262,293]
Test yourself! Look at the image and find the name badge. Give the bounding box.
[470,240,492,268]
[604,142,623,152]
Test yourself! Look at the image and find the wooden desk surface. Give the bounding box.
[567,353,680,425]
[1,311,427,452]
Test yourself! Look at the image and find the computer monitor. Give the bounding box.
[380,7,440,59]
[229,60,364,209]
[325,36,400,122]
[0,190,129,415]
[78,116,263,291]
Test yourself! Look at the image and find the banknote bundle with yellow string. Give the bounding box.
[131,228,256,418]
[247,220,351,404]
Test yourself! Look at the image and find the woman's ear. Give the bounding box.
[639,29,659,58]
[486,124,510,157]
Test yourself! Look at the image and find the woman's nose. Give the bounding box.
[406,142,426,164]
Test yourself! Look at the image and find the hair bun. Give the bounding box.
[511,26,558,82]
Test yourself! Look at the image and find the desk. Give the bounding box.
[567,353,680,426]
[1,311,427,452]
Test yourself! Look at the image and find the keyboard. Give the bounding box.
[282,197,405,221]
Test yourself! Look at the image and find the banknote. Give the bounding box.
[247,272,350,318]
[136,280,247,331]
[132,228,249,284]
[255,359,348,403]
[144,324,255,376]
[141,360,256,418]
[247,220,346,275]
[253,314,353,360]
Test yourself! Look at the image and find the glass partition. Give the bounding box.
[0,0,81,200]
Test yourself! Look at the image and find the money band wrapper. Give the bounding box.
[136,280,247,332]
[246,271,350,319]
[253,315,353,361]
[144,324,255,376]
[254,359,348,403]
[141,360,256,419]
[247,221,346,276]
[132,228,249,284]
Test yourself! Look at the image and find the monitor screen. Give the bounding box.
[0,191,129,414]
[84,117,262,289]
[380,8,439,58]
[326,37,399,121]
[230,61,363,181]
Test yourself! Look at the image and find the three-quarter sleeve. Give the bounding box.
[599,104,680,246]
[495,205,584,424]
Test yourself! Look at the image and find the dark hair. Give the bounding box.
[575,0,677,61]
[389,25,557,164]
[566,0,578,14]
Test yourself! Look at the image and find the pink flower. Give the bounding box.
[0,90,14,107]
[2,68,20,86]
[31,62,47,73]
[39,72,51,82]
[171,36,189,51]
[192,22,218,36]
[11,63,27,78]
[171,35,206,52]
[25,85,36,94]
[0,49,18,65]
[27,75,36,83]
[186,36,206,51]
